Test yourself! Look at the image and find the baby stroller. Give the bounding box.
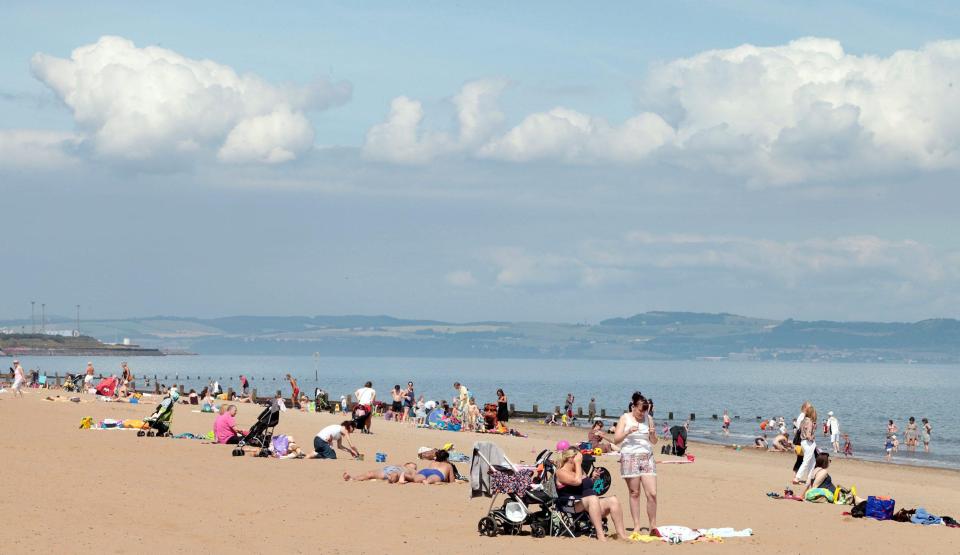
[232,401,281,457]
[661,425,688,456]
[472,441,555,538]
[314,388,330,412]
[63,373,85,392]
[139,391,177,437]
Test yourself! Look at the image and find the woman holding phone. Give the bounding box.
[614,391,658,534]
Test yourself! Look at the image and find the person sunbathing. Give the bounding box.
[344,462,418,483]
[555,447,629,542]
[412,449,453,484]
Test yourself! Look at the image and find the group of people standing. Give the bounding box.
[885,416,933,460]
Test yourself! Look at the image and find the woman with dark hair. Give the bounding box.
[556,447,629,541]
[496,389,509,423]
[414,449,453,483]
[904,417,919,451]
[613,392,658,533]
[311,421,360,459]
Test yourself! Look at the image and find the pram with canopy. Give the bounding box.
[232,400,281,457]
[663,425,687,456]
[471,441,555,538]
[63,373,85,392]
[139,390,178,437]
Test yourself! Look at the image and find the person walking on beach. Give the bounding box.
[354,381,376,434]
[11,360,25,398]
[904,417,919,452]
[496,388,509,423]
[922,418,932,452]
[722,410,731,436]
[240,375,249,396]
[286,374,300,408]
[564,393,575,420]
[794,404,817,485]
[390,385,405,423]
[827,411,840,453]
[614,391,658,534]
[453,382,469,420]
[84,361,95,391]
[404,381,416,420]
[791,401,810,474]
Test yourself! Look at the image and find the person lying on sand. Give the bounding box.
[269,435,306,459]
[344,462,418,483]
[412,449,453,484]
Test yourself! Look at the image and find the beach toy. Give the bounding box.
[594,448,603,456]
[556,440,570,451]
[375,452,387,462]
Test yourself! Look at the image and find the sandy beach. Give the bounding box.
[2,390,957,554]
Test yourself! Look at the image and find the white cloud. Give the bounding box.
[0,129,80,170]
[444,270,477,287]
[363,78,507,163]
[30,36,350,166]
[365,38,960,185]
[481,231,959,293]
[217,107,314,164]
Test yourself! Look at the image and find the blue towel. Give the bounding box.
[910,507,943,525]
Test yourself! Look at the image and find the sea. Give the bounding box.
[13,355,959,470]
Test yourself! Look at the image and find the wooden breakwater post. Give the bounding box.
[577,406,583,417]
[668,411,674,420]
[154,376,160,394]
[690,413,696,421]
[600,409,607,418]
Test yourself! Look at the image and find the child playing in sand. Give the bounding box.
[343,462,418,483]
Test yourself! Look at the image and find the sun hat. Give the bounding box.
[828,411,834,416]
[417,446,432,455]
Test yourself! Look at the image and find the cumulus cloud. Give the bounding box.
[366,37,960,185]
[30,36,350,166]
[363,78,507,163]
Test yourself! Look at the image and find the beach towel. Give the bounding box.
[654,526,701,543]
[865,496,895,520]
[805,488,834,503]
[910,508,943,525]
[697,528,753,538]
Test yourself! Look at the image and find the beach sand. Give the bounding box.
[1,391,957,554]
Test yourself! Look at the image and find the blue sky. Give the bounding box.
[2,1,960,323]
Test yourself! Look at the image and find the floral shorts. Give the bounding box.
[620,452,656,478]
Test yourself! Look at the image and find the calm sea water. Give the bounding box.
[14,355,960,470]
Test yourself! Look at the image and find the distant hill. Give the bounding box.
[2,311,958,362]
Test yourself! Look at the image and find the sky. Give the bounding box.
[2,1,960,324]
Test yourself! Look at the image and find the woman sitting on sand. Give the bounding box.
[804,452,860,504]
[588,420,619,453]
[344,462,418,483]
[413,449,453,484]
[556,447,629,542]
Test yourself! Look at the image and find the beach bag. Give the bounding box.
[865,496,895,520]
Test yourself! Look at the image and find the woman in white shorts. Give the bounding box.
[614,391,658,533]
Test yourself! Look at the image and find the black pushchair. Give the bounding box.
[232,401,281,457]
[472,442,556,538]
[661,425,688,456]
